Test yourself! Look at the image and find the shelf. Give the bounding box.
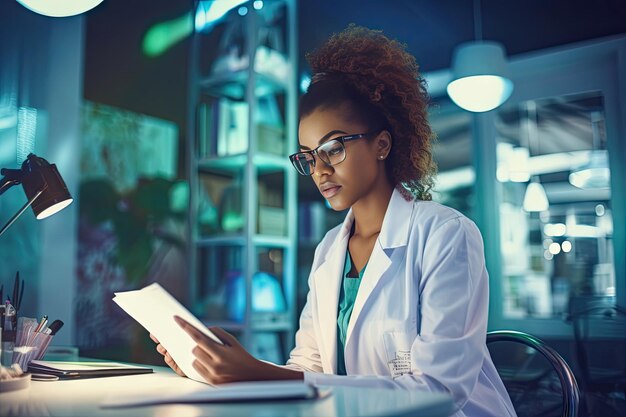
[198,153,291,175]
[196,235,247,246]
[201,320,247,331]
[251,312,294,331]
[197,234,291,248]
[198,70,287,100]
[188,0,297,360]
[253,235,291,247]
[202,315,294,332]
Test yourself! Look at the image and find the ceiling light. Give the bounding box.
[561,241,572,253]
[447,0,513,112]
[523,178,549,212]
[569,150,610,189]
[447,42,514,112]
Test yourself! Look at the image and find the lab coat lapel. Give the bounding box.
[345,190,414,349]
[313,210,353,374]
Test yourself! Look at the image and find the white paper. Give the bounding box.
[112,283,223,384]
[100,380,318,408]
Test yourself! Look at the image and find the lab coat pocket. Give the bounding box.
[383,331,414,378]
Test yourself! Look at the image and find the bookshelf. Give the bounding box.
[186,0,297,364]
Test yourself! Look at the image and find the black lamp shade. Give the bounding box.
[20,154,73,219]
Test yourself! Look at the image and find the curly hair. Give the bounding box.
[300,25,437,201]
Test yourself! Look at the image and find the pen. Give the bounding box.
[35,315,48,333]
[12,272,18,310]
[38,318,49,333]
[16,272,24,311]
[11,271,24,311]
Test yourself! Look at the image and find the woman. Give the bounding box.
[153,25,516,417]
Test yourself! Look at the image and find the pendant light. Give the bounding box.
[569,111,610,189]
[447,0,514,112]
[522,101,549,212]
[523,177,549,212]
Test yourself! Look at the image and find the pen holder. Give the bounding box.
[11,318,54,369]
[12,332,53,370]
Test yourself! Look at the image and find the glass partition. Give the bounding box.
[495,92,615,319]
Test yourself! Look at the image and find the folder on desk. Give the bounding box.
[28,360,153,379]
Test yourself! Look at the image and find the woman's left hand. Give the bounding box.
[174,315,267,385]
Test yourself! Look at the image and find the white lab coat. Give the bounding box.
[285,189,516,417]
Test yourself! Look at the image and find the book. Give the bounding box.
[28,360,153,379]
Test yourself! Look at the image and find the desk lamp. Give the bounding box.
[0,153,73,237]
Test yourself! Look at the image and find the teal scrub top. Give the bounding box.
[336,250,367,375]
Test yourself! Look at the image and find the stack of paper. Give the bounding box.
[112,283,223,384]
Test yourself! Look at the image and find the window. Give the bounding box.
[495,93,615,319]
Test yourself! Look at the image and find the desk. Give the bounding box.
[1,366,453,417]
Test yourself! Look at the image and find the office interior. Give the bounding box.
[0,0,625,415]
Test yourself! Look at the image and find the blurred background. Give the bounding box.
[0,1,625,415]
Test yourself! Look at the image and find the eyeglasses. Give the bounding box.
[289,132,374,176]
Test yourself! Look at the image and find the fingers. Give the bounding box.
[192,359,217,384]
[154,337,185,378]
[149,333,160,344]
[208,327,236,347]
[164,352,186,377]
[175,316,222,352]
[192,345,214,365]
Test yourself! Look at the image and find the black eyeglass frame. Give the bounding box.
[289,132,375,176]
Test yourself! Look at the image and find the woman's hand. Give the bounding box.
[150,333,186,377]
[152,317,304,384]
[174,316,269,385]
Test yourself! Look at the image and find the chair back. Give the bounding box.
[568,296,626,392]
[487,330,580,417]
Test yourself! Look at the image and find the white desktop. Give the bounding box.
[1,365,454,417]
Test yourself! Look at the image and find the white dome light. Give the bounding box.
[447,42,514,113]
[17,0,104,17]
[569,150,610,189]
[523,181,549,212]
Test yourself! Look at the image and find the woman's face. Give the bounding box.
[298,105,387,211]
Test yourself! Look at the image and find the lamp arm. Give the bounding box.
[0,170,23,196]
[0,189,44,238]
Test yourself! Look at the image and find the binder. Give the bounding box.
[28,360,153,379]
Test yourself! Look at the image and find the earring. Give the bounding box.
[379,155,385,160]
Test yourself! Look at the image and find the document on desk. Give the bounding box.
[101,380,320,408]
[113,283,223,384]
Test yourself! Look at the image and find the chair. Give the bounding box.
[569,296,626,392]
[487,330,580,417]
[568,296,626,416]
